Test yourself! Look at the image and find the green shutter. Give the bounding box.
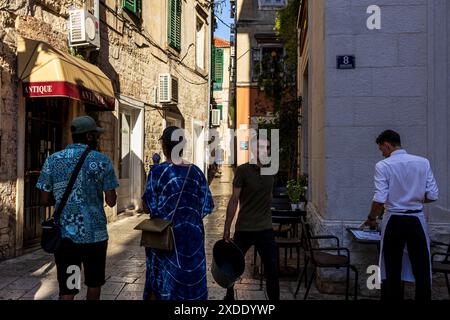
[213,48,224,90]
[211,45,216,80]
[216,105,223,120]
[168,0,182,50]
[122,0,141,16]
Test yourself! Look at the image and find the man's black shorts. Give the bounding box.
[54,238,108,296]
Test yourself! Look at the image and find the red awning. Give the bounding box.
[18,37,115,110]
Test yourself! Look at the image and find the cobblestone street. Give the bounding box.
[1,167,448,300]
[0,167,333,300]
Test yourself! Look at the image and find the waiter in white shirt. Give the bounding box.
[364,130,439,300]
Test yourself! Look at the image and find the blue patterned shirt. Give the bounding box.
[36,144,119,244]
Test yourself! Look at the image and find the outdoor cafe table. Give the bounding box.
[346,227,381,252]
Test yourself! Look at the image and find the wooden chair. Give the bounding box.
[295,218,358,300]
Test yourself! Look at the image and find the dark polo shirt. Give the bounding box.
[233,163,274,232]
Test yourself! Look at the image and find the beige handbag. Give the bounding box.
[134,165,192,251]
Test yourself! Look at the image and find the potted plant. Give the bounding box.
[286,177,307,211]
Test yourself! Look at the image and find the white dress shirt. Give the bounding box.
[373,149,439,211]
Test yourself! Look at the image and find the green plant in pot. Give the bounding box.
[286,178,307,211]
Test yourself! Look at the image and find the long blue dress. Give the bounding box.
[142,162,214,300]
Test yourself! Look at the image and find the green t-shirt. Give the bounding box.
[233,163,274,232]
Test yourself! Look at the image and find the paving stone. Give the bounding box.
[0,289,28,300]
[102,282,126,295]
[121,283,145,292]
[6,277,42,290]
[208,287,227,300]
[101,294,118,300]
[0,276,20,290]
[21,283,59,300]
[236,289,267,300]
[116,291,143,300]
[29,262,57,277]
[234,283,264,291]
[134,277,146,284]
[108,276,138,284]
[112,259,145,267]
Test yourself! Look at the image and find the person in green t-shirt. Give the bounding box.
[223,136,279,301]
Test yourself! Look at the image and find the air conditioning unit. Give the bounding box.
[68,8,100,48]
[211,109,221,126]
[159,74,178,104]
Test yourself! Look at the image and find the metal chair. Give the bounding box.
[253,196,293,276]
[431,240,450,298]
[272,215,303,274]
[295,218,358,300]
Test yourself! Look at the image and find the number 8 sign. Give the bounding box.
[337,55,355,69]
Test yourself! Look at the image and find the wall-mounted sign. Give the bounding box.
[337,55,355,69]
[240,141,248,150]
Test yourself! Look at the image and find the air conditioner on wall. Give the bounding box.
[159,74,179,104]
[68,8,100,48]
[211,109,221,127]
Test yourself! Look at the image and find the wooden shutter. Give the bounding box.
[213,48,224,89]
[211,45,216,80]
[122,0,141,17]
[168,0,182,50]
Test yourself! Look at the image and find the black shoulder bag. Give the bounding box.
[41,147,91,254]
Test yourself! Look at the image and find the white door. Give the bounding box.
[192,121,205,172]
[118,112,133,212]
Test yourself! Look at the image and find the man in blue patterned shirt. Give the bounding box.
[37,116,119,300]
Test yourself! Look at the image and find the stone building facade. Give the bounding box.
[0,0,211,259]
[297,0,450,295]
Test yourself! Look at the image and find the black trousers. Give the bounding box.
[226,229,280,300]
[381,215,431,300]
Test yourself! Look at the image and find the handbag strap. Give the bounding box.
[53,147,91,223]
[170,164,192,222]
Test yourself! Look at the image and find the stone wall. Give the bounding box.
[304,0,450,296]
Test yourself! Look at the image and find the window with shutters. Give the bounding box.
[213,47,224,91]
[168,0,182,51]
[122,0,141,18]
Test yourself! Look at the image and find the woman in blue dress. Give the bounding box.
[142,126,214,300]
